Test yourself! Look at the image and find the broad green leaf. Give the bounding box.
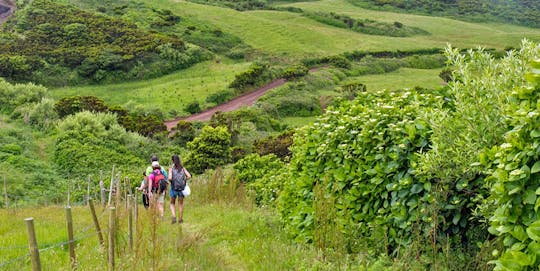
[531,130,540,138]
[531,161,540,174]
[410,184,423,194]
[452,212,461,225]
[526,220,540,241]
[511,226,528,242]
[524,190,537,205]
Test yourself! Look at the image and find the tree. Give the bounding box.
[186,126,231,174]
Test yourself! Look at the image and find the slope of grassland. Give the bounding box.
[142,0,540,59]
[50,60,250,114]
[280,0,540,50]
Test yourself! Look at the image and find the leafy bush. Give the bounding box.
[278,89,442,248]
[186,126,232,174]
[484,60,540,270]
[54,96,108,118]
[205,89,235,105]
[281,64,309,80]
[54,111,148,179]
[12,98,58,130]
[185,100,202,114]
[171,120,196,147]
[229,63,274,92]
[253,130,294,160]
[0,78,46,113]
[234,153,285,206]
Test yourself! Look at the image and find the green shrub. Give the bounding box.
[484,59,540,270]
[0,78,46,113]
[54,95,108,118]
[205,89,235,105]
[253,130,294,160]
[186,125,232,174]
[281,64,309,80]
[184,100,202,114]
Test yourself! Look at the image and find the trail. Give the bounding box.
[165,67,323,131]
[0,0,15,26]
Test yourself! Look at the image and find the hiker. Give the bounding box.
[148,160,168,219]
[169,154,191,224]
[137,171,149,209]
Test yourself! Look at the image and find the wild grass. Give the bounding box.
[145,0,540,59]
[348,67,444,91]
[49,60,250,115]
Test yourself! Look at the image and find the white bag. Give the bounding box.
[182,183,191,197]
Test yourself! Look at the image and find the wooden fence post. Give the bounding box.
[128,195,133,251]
[87,175,91,206]
[25,217,41,271]
[3,176,8,209]
[114,174,121,209]
[89,198,104,248]
[65,206,76,269]
[108,207,116,271]
[107,166,115,207]
[100,170,105,207]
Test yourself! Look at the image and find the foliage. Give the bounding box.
[184,100,202,114]
[347,0,540,28]
[229,63,274,92]
[416,42,539,237]
[234,153,285,205]
[253,130,294,160]
[281,64,309,80]
[12,98,59,131]
[186,125,232,174]
[54,96,108,118]
[304,11,429,37]
[0,0,206,85]
[205,89,235,105]
[171,120,197,147]
[484,59,540,270]
[278,89,442,248]
[335,81,366,100]
[0,78,46,113]
[54,112,148,181]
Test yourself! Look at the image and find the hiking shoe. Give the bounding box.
[171,217,177,224]
[179,218,184,224]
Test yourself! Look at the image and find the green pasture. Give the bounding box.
[281,0,540,49]
[351,67,444,92]
[143,0,540,59]
[50,60,250,115]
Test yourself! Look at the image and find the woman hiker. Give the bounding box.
[169,154,191,224]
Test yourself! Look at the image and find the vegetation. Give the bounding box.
[347,0,540,28]
[186,126,232,174]
[0,0,208,86]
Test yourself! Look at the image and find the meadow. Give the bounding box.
[50,60,250,116]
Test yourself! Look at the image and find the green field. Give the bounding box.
[141,0,540,58]
[50,60,250,115]
[351,67,444,91]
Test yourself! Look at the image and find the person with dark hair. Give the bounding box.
[145,155,160,176]
[169,154,191,224]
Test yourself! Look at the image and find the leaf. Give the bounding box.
[452,212,461,225]
[526,220,540,241]
[531,130,540,138]
[531,161,540,174]
[511,226,528,242]
[524,190,537,205]
[410,184,423,194]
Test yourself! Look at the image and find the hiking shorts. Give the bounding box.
[170,189,184,199]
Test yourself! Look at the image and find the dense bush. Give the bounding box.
[281,64,309,80]
[278,89,441,248]
[484,60,540,270]
[12,98,59,130]
[54,112,148,179]
[205,89,235,105]
[54,96,108,118]
[171,120,197,147]
[347,0,540,28]
[234,153,285,205]
[304,11,429,37]
[0,0,205,85]
[229,63,274,92]
[0,78,46,113]
[253,130,294,160]
[184,100,202,114]
[186,126,232,174]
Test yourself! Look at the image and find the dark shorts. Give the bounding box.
[170,189,184,199]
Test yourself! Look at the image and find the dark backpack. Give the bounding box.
[171,167,186,192]
[152,170,167,193]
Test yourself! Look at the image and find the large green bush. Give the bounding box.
[278,89,441,248]
[485,60,540,270]
[186,126,232,174]
[0,78,46,113]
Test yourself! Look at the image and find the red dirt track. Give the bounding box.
[165,78,286,130]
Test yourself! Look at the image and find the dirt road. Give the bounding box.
[165,78,286,130]
[0,0,15,26]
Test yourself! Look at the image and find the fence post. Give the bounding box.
[107,166,115,207]
[114,174,121,209]
[108,207,116,271]
[87,175,91,206]
[3,175,8,209]
[25,218,41,271]
[100,170,105,207]
[89,198,104,248]
[65,206,76,269]
[128,195,133,251]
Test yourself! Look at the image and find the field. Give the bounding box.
[142,0,540,58]
[0,175,354,271]
[50,60,250,115]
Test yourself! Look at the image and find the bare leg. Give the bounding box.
[178,197,184,222]
[170,197,176,219]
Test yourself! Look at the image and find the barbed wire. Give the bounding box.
[0,254,30,269]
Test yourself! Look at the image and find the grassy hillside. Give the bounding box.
[50,60,250,115]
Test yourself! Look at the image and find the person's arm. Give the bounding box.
[148,174,153,197]
[183,168,192,179]
[168,167,172,181]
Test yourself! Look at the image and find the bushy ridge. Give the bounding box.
[348,0,540,28]
[0,0,207,85]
